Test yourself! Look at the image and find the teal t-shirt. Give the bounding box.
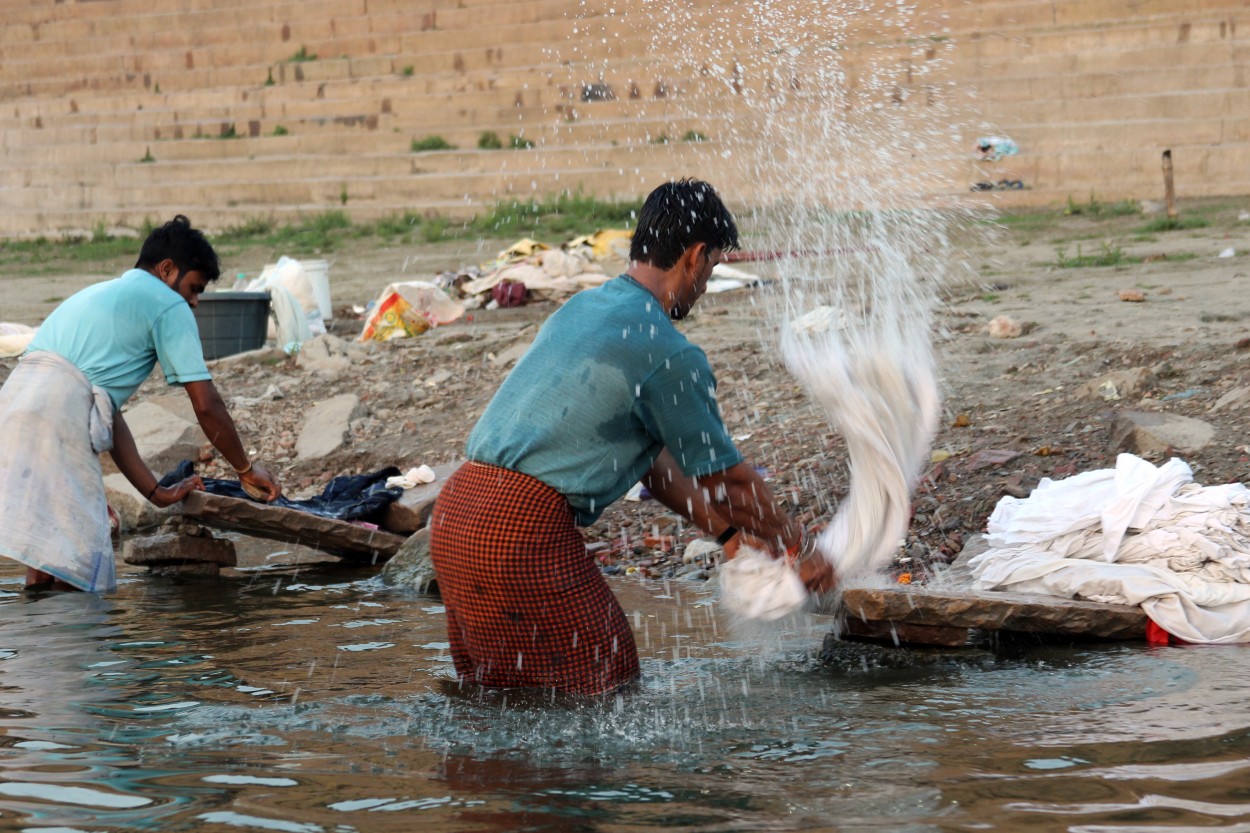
[27,269,212,410]
[467,274,741,525]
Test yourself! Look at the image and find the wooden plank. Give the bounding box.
[178,491,405,563]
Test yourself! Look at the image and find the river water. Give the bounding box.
[3,554,1250,833]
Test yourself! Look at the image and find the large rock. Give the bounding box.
[122,525,237,577]
[1110,410,1215,455]
[104,473,176,531]
[104,400,204,475]
[296,334,374,380]
[490,338,534,368]
[177,490,403,563]
[296,393,364,460]
[1210,386,1250,414]
[1078,367,1153,402]
[380,459,463,534]
[207,346,289,369]
[145,392,203,427]
[379,528,438,592]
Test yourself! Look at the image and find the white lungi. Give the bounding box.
[0,351,116,591]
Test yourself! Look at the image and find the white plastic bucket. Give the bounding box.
[301,259,333,321]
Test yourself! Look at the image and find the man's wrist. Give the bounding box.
[715,526,739,546]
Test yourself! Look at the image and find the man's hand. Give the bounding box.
[725,530,838,594]
[149,475,205,508]
[240,464,282,502]
[794,550,838,594]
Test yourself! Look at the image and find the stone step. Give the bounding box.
[0,141,710,189]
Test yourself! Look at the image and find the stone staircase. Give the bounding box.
[1,0,1247,237]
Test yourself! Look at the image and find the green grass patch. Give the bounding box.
[411,135,455,151]
[649,133,670,144]
[0,197,643,267]
[42,296,63,304]
[681,130,708,143]
[470,192,640,238]
[287,46,317,63]
[272,125,289,136]
[509,134,535,150]
[1135,216,1210,233]
[987,211,1056,231]
[1054,242,1127,268]
[401,65,414,77]
[1064,193,1140,217]
[139,147,155,163]
[477,131,503,150]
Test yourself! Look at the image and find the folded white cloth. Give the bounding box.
[970,453,1250,643]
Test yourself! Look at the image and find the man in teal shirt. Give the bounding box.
[0,215,281,592]
[430,179,832,696]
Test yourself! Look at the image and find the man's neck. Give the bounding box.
[625,262,677,311]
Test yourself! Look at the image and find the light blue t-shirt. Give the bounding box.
[27,269,212,410]
[467,274,741,525]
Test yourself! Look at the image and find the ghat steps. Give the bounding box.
[1,0,1247,237]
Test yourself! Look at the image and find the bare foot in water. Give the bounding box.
[25,568,80,592]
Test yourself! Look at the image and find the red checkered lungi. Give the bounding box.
[428,461,640,695]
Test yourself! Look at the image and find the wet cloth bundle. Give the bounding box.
[0,351,117,591]
[428,462,640,695]
[970,453,1250,644]
[719,321,940,620]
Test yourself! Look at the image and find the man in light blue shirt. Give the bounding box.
[0,215,281,591]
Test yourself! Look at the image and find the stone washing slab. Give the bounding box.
[177,491,404,563]
[380,459,463,535]
[839,584,1148,642]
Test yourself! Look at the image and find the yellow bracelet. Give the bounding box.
[234,461,253,476]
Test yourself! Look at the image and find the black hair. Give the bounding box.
[134,215,221,282]
[628,178,740,269]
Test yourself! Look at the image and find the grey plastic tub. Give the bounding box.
[194,291,271,360]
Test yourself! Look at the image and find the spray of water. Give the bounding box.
[613,0,977,615]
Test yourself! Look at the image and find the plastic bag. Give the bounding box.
[248,256,326,336]
[358,281,465,342]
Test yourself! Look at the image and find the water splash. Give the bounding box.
[627,0,978,610]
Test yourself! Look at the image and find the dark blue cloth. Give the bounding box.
[161,461,404,524]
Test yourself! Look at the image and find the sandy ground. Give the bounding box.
[3,197,1250,582]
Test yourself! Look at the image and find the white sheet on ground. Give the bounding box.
[969,453,1250,643]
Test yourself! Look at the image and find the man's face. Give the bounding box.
[671,245,723,320]
[154,258,209,307]
[171,269,210,307]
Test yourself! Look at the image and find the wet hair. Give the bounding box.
[134,215,220,282]
[628,178,740,269]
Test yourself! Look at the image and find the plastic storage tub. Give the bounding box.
[194,292,271,360]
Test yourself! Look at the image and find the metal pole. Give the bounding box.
[1162,149,1177,219]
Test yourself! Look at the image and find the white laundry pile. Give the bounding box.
[969,453,1250,643]
[719,320,940,620]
